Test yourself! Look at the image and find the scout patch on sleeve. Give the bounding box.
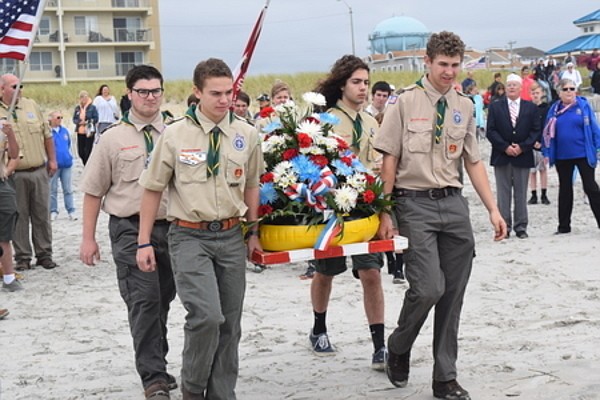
[233,133,246,151]
[453,109,462,124]
[178,149,206,165]
[448,144,457,154]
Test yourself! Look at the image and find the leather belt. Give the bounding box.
[111,215,169,225]
[173,217,240,232]
[15,164,45,173]
[394,187,460,200]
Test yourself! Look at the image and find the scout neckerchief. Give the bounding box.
[333,104,363,150]
[185,105,235,177]
[416,78,446,144]
[120,111,164,165]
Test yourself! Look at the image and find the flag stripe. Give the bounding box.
[0,37,30,46]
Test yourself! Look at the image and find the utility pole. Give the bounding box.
[337,0,355,55]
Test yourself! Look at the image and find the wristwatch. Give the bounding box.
[244,230,260,240]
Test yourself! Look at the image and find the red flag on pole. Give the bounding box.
[232,0,271,103]
[0,0,45,60]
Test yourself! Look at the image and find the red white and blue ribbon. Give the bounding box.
[283,167,337,212]
[314,217,342,251]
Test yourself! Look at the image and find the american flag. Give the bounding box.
[0,0,42,60]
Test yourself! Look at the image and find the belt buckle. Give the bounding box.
[207,220,222,232]
[428,189,442,200]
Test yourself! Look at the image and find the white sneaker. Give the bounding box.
[50,212,58,221]
[68,213,78,221]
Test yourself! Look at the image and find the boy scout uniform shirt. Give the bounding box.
[374,76,480,191]
[138,108,263,222]
[80,111,168,219]
[328,100,380,171]
[0,98,50,170]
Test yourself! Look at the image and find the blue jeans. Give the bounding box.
[50,167,75,214]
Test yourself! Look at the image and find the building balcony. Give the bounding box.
[33,29,153,46]
[45,0,151,10]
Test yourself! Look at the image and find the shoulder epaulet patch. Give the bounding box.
[396,84,418,95]
[456,91,470,98]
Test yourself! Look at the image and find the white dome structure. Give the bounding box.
[368,16,430,54]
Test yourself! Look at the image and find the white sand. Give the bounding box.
[2,142,600,400]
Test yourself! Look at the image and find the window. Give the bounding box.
[0,58,17,74]
[76,51,99,70]
[74,16,98,35]
[38,17,51,35]
[113,17,142,42]
[30,52,53,71]
[115,51,143,75]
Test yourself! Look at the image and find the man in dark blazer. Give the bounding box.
[486,73,541,239]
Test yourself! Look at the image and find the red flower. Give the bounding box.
[259,204,274,216]
[297,133,312,148]
[365,174,376,184]
[282,149,299,160]
[305,116,319,124]
[362,190,376,204]
[335,137,349,150]
[260,172,274,183]
[310,155,329,167]
[341,156,353,166]
[259,107,275,119]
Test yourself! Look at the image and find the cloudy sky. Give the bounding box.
[158,0,596,80]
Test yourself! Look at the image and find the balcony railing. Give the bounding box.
[112,0,150,7]
[46,0,150,8]
[113,28,152,43]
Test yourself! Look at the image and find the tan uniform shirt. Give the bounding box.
[374,76,480,190]
[329,100,380,171]
[80,110,168,219]
[0,98,50,170]
[139,109,263,222]
[0,134,7,179]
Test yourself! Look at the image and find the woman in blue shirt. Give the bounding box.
[542,78,600,234]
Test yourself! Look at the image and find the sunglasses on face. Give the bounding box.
[12,84,23,89]
[561,87,576,92]
[56,116,63,119]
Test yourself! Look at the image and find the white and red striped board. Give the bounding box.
[251,235,408,265]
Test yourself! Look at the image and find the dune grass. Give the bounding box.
[25,68,576,118]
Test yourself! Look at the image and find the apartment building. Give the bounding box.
[0,0,162,84]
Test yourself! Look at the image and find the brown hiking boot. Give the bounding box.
[145,382,170,399]
[182,385,205,400]
[385,349,410,388]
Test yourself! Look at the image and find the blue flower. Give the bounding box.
[318,112,340,126]
[341,150,367,173]
[260,182,278,205]
[331,159,354,176]
[262,119,283,134]
[291,155,321,184]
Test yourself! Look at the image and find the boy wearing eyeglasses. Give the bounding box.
[80,65,177,400]
[48,111,76,221]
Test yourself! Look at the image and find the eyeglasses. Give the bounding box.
[131,88,164,98]
[11,84,23,89]
[56,116,63,119]
[561,87,576,92]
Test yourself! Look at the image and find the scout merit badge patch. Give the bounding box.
[448,144,457,154]
[234,168,243,178]
[233,133,246,151]
[178,149,206,165]
[453,109,462,124]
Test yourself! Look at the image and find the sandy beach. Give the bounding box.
[2,141,600,400]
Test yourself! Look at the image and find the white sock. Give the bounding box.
[4,274,15,284]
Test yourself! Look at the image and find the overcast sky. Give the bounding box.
[158,0,596,80]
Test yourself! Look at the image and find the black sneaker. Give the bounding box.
[541,196,550,205]
[167,373,177,391]
[385,349,410,388]
[527,196,538,205]
[433,379,471,400]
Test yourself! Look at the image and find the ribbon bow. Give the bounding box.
[284,167,337,211]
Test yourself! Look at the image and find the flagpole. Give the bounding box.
[8,0,49,118]
[231,0,271,105]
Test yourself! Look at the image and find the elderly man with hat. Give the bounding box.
[253,93,271,120]
[486,73,541,239]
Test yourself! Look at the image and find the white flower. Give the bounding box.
[296,120,322,138]
[334,185,358,213]
[272,161,297,188]
[346,173,367,191]
[302,92,326,107]
[262,135,286,154]
[316,135,339,152]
